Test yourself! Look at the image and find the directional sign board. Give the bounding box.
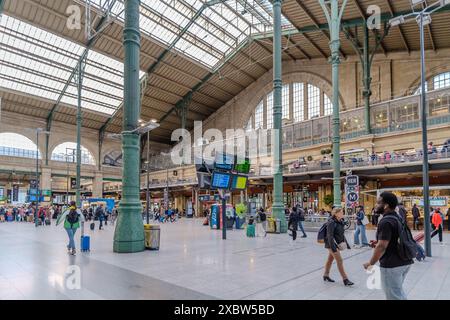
[345,175,359,208]
[346,175,359,187]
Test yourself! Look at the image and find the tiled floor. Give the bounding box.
[0,219,449,300]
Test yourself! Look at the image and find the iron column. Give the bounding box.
[319,0,348,208]
[419,12,431,257]
[76,60,83,208]
[114,0,145,253]
[146,130,150,224]
[35,129,39,227]
[271,0,287,233]
[363,25,371,135]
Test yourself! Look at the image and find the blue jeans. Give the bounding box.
[380,265,412,300]
[297,221,307,237]
[65,227,77,250]
[354,224,368,245]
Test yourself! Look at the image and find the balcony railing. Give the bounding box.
[145,87,450,173]
[0,146,40,159]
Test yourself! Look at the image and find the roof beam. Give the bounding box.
[352,0,387,56]
[384,0,410,53]
[423,1,437,51]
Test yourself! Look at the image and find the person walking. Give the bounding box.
[323,207,353,286]
[297,205,307,238]
[56,201,85,255]
[431,208,444,245]
[95,204,105,230]
[288,207,300,241]
[447,207,450,231]
[397,202,408,224]
[257,209,267,237]
[412,204,420,231]
[363,192,414,300]
[353,205,369,248]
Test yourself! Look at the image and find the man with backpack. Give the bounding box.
[363,192,414,300]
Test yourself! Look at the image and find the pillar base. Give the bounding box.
[272,203,287,233]
[113,202,145,253]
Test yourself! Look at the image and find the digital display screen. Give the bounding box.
[211,172,231,189]
[231,175,248,190]
[234,158,250,174]
[214,153,234,170]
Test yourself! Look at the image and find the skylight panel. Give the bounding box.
[0,14,144,116]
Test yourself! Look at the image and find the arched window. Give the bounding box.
[248,82,332,128]
[0,133,40,159]
[414,71,450,94]
[51,142,95,165]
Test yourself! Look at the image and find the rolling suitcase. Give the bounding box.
[246,224,255,237]
[416,243,425,261]
[414,232,425,243]
[80,235,90,252]
[90,222,95,231]
[81,222,90,252]
[45,219,51,226]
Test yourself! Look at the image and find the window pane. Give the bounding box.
[266,92,273,129]
[308,84,320,119]
[324,94,333,116]
[254,101,264,129]
[434,72,450,90]
[282,84,289,119]
[293,83,304,122]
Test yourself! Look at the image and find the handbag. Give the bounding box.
[362,215,369,226]
[337,242,347,251]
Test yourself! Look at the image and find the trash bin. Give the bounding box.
[144,224,160,250]
[275,219,281,234]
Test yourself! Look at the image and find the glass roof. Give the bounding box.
[0,14,144,115]
[88,0,292,69]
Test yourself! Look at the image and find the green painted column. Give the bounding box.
[363,25,371,135]
[319,0,348,208]
[271,0,287,233]
[114,0,145,253]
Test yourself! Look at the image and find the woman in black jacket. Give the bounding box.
[323,208,354,286]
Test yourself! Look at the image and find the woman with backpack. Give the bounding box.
[56,201,85,255]
[323,208,354,286]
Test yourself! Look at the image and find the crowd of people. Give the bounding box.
[0,204,62,224]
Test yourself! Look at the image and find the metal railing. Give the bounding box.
[0,146,40,159]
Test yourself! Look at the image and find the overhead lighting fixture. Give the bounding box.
[411,0,427,6]
[417,13,432,26]
[389,15,405,27]
[150,118,158,123]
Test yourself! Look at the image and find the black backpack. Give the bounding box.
[317,219,331,244]
[67,209,79,227]
[384,214,417,261]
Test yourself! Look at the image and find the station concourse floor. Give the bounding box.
[0,219,449,300]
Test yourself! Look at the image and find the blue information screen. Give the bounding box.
[214,153,234,170]
[211,172,231,189]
